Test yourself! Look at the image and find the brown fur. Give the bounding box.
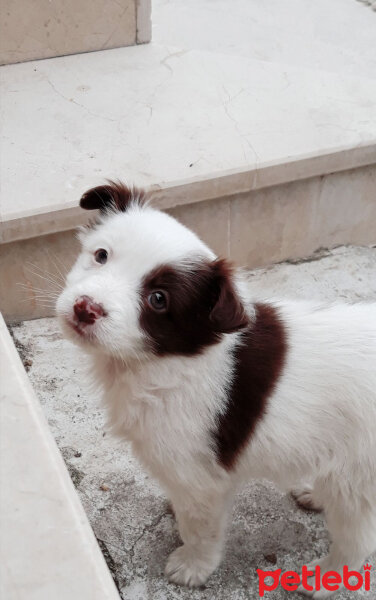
[213,304,287,469]
[140,258,248,356]
[80,181,145,214]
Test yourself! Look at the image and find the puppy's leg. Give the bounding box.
[291,482,323,512]
[165,487,233,587]
[298,476,376,599]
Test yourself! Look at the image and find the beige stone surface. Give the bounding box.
[168,196,230,259]
[1,230,80,322]
[153,0,376,80]
[137,0,152,44]
[314,166,376,248]
[0,314,120,600]
[230,165,376,268]
[0,0,142,65]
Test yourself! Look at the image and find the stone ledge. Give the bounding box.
[2,142,376,245]
[0,314,121,600]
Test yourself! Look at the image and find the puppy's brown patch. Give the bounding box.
[140,258,248,356]
[213,304,287,469]
[80,181,145,214]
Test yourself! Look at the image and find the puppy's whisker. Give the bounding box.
[24,264,64,291]
[25,259,64,281]
[44,249,68,284]
[17,285,59,297]
[16,283,58,296]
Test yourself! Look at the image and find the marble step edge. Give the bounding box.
[0,313,121,600]
[1,140,375,245]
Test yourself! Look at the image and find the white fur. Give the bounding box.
[57,203,376,596]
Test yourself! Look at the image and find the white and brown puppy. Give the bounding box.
[57,182,376,598]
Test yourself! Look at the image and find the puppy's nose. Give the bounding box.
[73,295,105,324]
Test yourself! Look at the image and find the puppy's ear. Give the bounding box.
[80,181,145,214]
[209,259,248,333]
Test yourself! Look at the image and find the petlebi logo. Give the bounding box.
[256,564,372,596]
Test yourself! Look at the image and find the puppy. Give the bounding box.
[57,182,376,597]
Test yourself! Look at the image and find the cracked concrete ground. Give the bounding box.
[10,245,376,600]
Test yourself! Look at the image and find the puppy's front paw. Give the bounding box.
[165,545,217,587]
[291,484,322,512]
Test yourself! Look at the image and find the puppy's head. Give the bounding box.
[56,182,248,361]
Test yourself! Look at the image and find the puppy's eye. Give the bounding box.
[148,290,168,311]
[94,248,108,264]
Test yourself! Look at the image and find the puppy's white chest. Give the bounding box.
[104,371,164,437]
[102,360,222,475]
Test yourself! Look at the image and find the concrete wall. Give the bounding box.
[0,0,151,65]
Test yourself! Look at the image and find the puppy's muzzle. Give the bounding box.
[73,295,105,324]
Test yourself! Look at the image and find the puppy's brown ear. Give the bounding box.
[80,181,145,214]
[209,259,249,333]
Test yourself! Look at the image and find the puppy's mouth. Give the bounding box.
[70,318,95,338]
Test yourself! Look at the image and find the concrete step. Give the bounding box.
[0,314,121,600]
